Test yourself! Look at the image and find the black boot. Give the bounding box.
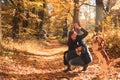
[64,65,71,73]
[82,64,88,71]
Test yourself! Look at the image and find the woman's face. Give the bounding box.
[71,31,77,41]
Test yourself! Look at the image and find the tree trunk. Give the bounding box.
[37,0,46,39]
[73,0,81,33]
[10,1,23,41]
[73,0,80,25]
[95,0,105,32]
[62,18,68,38]
[12,15,20,41]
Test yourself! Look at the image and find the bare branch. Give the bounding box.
[82,3,95,7]
[79,0,95,8]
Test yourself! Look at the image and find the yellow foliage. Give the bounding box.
[111,0,120,10]
[101,14,115,31]
[24,1,43,8]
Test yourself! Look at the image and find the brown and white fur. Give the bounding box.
[92,33,110,65]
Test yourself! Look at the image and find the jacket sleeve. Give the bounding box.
[79,28,88,39]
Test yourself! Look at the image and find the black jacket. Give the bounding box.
[68,28,88,51]
[67,28,88,60]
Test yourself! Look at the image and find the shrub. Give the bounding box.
[105,29,120,58]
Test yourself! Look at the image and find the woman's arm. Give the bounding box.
[74,23,88,39]
[79,28,88,39]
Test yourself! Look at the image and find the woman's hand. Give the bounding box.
[76,46,82,56]
[74,23,82,30]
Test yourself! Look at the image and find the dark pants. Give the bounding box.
[64,50,86,66]
[69,56,85,66]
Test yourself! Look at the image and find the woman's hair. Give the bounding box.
[68,30,74,42]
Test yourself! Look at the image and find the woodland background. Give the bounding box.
[0,0,120,80]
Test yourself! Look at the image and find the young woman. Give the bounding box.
[64,23,92,72]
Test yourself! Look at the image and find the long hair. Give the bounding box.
[68,31,75,45]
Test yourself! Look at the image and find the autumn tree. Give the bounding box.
[45,0,72,36]
[9,0,24,41]
[95,0,119,32]
[37,0,47,39]
[73,0,80,24]
[106,0,119,28]
[95,0,105,32]
[1,0,43,40]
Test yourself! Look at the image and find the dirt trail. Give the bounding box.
[0,38,120,80]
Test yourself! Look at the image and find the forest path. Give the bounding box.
[0,38,120,80]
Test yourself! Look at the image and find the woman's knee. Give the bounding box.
[69,57,85,66]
